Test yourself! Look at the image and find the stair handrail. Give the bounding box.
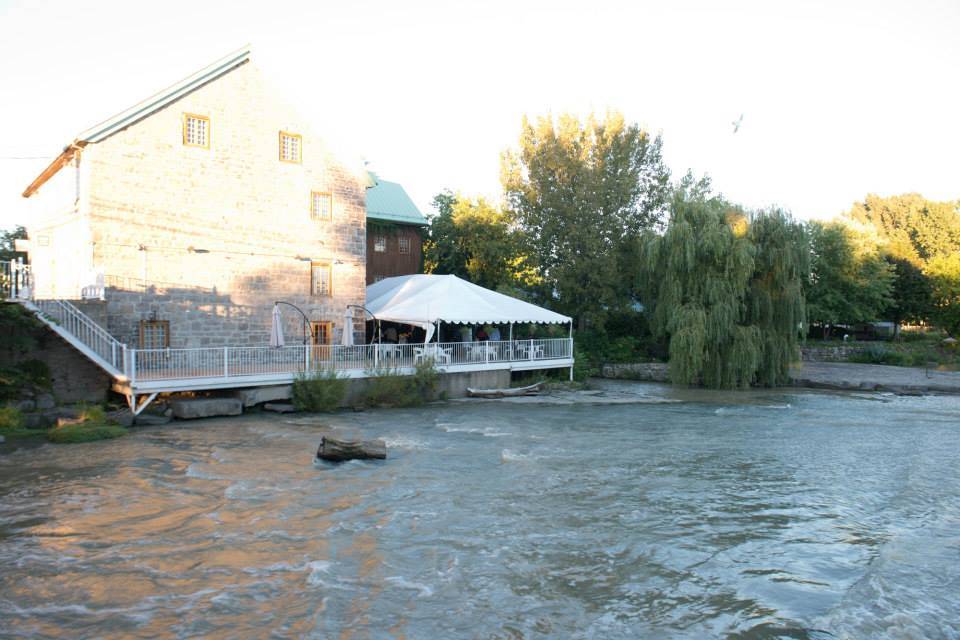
[32,298,125,371]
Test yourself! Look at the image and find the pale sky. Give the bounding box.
[0,0,957,230]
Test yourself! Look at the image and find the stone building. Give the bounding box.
[365,175,428,284]
[21,46,368,349]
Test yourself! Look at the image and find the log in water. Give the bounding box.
[316,436,387,461]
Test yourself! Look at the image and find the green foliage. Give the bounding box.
[48,423,128,444]
[15,359,51,389]
[848,344,913,366]
[745,209,810,385]
[0,226,27,262]
[502,111,671,329]
[805,221,894,327]
[572,343,598,381]
[0,406,39,439]
[424,192,529,290]
[643,192,809,388]
[845,194,960,265]
[886,256,933,328]
[926,253,960,336]
[292,369,348,412]
[363,359,440,408]
[0,406,24,430]
[844,340,958,369]
[0,303,45,355]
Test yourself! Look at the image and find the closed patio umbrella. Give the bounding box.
[270,304,285,348]
[342,308,354,346]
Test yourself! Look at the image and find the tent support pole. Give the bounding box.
[569,321,574,382]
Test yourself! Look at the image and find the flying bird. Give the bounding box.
[732,113,744,134]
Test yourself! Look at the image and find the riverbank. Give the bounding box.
[789,361,960,395]
[600,361,960,395]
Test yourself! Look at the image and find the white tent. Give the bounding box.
[365,274,572,342]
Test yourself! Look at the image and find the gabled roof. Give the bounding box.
[23,45,252,198]
[365,173,428,226]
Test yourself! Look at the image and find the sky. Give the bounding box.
[0,0,957,230]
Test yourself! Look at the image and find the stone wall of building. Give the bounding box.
[79,61,367,349]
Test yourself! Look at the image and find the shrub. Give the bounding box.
[48,423,127,444]
[363,359,439,408]
[292,368,348,412]
[572,344,598,382]
[0,406,23,430]
[849,344,911,366]
[17,359,51,389]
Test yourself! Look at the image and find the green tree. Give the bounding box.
[423,191,529,291]
[0,226,27,262]
[846,193,960,265]
[805,221,894,330]
[745,209,809,386]
[926,254,960,337]
[885,256,933,335]
[642,192,808,388]
[501,111,671,329]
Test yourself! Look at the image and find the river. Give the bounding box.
[1,382,958,639]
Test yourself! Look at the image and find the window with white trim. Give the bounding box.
[311,261,332,296]
[279,131,302,163]
[311,191,332,221]
[374,235,386,253]
[398,236,411,254]
[183,114,209,148]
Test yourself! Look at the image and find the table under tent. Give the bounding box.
[362,274,574,377]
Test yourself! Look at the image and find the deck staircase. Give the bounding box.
[4,259,141,407]
[20,299,127,381]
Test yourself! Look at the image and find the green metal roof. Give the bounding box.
[365,173,428,225]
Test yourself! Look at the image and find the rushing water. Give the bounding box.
[1,382,959,639]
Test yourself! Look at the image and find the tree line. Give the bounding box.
[424,111,960,387]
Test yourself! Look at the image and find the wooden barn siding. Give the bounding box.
[365,225,423,284]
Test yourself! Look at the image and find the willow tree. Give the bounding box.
[744,209,809,386]
[644,195,808,388]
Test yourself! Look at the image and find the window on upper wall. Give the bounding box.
[398,236,411,254]
[311,262,332,296]
[139,320,170,349]
[279,131,302,163]
[183,114,209,148]
[311,192,332,221]
[374,235,386,253]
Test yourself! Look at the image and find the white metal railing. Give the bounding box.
[1,259,31,301]
[32,298,126,372]
[129,338,573,382]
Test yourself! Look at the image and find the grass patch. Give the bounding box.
[47,422,128,444]
[292,369,348,412]
[0,406,43,439]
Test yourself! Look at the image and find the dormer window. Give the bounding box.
[374,235,386,253]
[183,114,209,148]
[311,192,332,221]
[279,131,302,163]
